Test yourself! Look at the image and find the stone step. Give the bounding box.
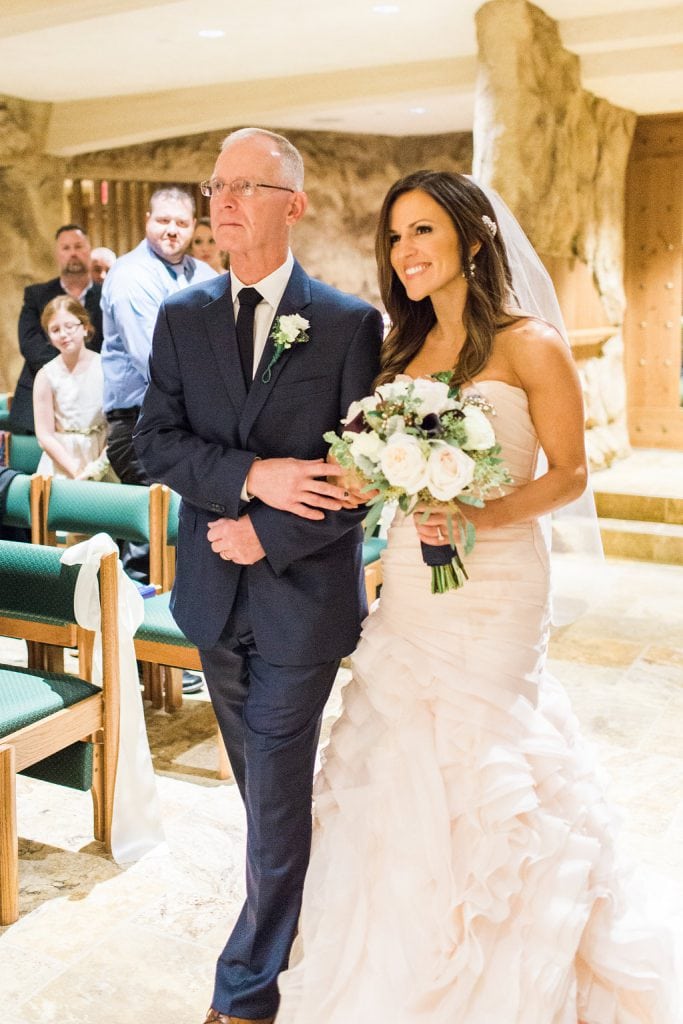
[598,517,683,565]
[594,490,683,526]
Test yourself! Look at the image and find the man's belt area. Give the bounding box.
[106,407,141,421]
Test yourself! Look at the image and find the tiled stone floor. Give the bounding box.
[1,555,682,1023]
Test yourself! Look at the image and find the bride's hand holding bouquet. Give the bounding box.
[324,373,511,593]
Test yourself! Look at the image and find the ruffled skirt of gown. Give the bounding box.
[277,520,679,1024]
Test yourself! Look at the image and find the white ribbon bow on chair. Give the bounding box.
[61,533,166,863]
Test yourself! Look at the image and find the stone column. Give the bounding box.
[473,0,636,468]
[0,97,64,394]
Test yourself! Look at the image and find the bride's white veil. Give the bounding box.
[472,181,604,625]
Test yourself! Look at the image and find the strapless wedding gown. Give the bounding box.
[277,382,679,1024]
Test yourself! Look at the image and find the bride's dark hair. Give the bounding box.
[375,170,518,387]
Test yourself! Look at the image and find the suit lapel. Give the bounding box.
[238,262,312,446]
[201,274,248,413]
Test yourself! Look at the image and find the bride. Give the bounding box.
[275,171,678,1023]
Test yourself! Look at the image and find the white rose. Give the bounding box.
[344,394,379,424]
[279,314,309,343]
[411,378,455,417]
[462,405,496,451]
[376,379,410,403]
[380,434,429,494]
[426,442,475,501]
[384,414,406,436]
[349,430,385,465]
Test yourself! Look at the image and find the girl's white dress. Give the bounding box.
[36,355,114,480]
[276,381,679,1024]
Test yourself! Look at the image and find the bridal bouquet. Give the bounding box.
[324,374,510,593]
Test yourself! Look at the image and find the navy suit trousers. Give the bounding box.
[200,574,338,1018]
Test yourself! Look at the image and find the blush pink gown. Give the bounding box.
[276,381,679,1024]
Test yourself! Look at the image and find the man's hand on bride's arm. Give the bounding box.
[245,457,353,520]
[325,452,379,509]
[207,515,265,565]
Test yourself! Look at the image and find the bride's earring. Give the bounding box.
[462,258,476,280]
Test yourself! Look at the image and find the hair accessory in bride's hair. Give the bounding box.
[482,214,497,238]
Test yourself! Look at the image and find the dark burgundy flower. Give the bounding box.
[420,413,442,436]
[343,411,366,434]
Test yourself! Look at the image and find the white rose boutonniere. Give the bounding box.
[262,313,310,383]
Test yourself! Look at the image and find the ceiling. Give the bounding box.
[1,0,681,155]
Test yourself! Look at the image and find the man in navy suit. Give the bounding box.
[9,224,103,434]
[134,128,382,1024]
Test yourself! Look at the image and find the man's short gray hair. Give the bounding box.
[221,128,304,191]
[149,186,196,216]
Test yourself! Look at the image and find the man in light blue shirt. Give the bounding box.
[101,186,217,597]
[102,186,217,481]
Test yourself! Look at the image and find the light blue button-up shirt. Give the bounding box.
[101,239,217,412]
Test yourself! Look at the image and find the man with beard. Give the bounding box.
[8,224,103,434]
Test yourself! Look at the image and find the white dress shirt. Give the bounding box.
[232,249,295,500]
[230,249,295,378]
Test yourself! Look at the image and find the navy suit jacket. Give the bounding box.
[134,261,383,664]
[9,277,103,433]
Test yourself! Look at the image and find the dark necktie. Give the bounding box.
[236,287,262,388]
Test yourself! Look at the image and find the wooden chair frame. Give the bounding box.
[0,547,120,924]
[39,476,166,592]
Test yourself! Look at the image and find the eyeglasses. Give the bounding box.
[199,177,295,199]
[48,321,83,337]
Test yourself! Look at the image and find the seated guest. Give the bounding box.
[33,296,115,481]
[90,246,117,284]
[190,216,226,273]
[9,224,103,435]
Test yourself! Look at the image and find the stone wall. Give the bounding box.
[474,0,635,323]
[0,97,65,392]
[474,0,636,467]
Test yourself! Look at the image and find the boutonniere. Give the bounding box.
[261,314,310,383]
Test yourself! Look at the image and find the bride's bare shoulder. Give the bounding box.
[496,316,579,394]
[497,313,565,348]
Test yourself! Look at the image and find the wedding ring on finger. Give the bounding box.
[436,528,444,541]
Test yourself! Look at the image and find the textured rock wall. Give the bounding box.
[68,129,473,306]
[578,333,631,469]
[474,0,635,323]
[0,97,65,393]
[473,0,636,467]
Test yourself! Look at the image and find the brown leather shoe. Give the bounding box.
[203,1010,275,1024]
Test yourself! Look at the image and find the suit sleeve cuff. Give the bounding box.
[240,457,261,503]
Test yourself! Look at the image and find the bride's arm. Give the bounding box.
[416,321,587,543]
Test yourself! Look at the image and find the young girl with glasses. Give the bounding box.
[33,295,116,481]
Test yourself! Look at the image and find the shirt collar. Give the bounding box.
[231,249,294,310]
[144,240,195,280]
[60,279,93,302]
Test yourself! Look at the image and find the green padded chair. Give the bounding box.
[0,393,12,433]
[135,486,230,778]
[1,472,41,542]
[42,477,165,590]
[2,433,43,475]
[0,540,120,924]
